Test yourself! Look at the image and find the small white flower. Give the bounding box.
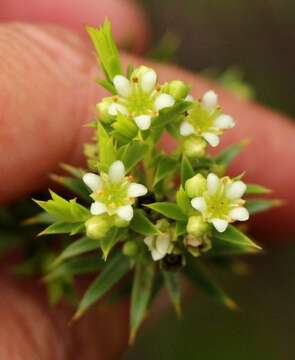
[179,89,235,148]
[83,160,147,223]
[188,173,249,232]
[144,233,172,261]
[100,66,175,131]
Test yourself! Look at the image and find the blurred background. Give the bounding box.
[124,0,295,359]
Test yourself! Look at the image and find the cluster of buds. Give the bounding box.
[83,160,147,239]
[180,90,235,157]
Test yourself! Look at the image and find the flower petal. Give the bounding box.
[113,75,132,98]
[151,249,165,261]
[117,204,134,221]
[108,103,128,116]
[156,234,170,255]
[108,160,125,183]
[202,132,220,147]
[207,173,220,195]
[202,90,218,111]
[180,121,194,136]
[226,181,247,200]
[128,183,148,198]
[229,207,249,221]
[83,173,102,192]
[214,114,235,129]
[134,115,151,130]
[90,201,107,215]
[144,236,154,248]
[184,94,194,102]
[140,69,157,93]
[154,93,175,111]
[191,197,207,213]
[211,218,228,232]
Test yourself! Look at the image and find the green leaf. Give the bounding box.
[245,199,282,214]
[184,258,238,310]
[130,210,160,236]
[100,228,120,260]
[52,237,100,267]
[162,271,181,317]
[86,20,122,81]
[175,221,187,236]
[145,202,187,221]
[215,140,247,167]
[151,100,192,129]
[176,186,191,215]
[246,183,271,195]
[23,212,55,225]
[61,164,86,178]
[96,78,116,94]
[212,225,261,251]
[50,174,91,202]
[74,253,130,319]
[97,123,117,172]
[39,222,85,236]
[130,259,155,343]
[181,156,194,185]
[119,141,148,173]
[153,156,177,186]
[207,237,260,257]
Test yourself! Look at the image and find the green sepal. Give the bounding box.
[145,202,187,221]
[184,257,238,310]
[130,210,161,236]
[74,253,131,320]
[130,258,155,343]
[86,20,123,81]
[162,271,182,317]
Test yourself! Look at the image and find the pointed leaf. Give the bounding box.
[151,100,192,129]
[215,140,247,167]
[97,123,117,171]
[145,202,187,221]
[176,186,191,215]
[130,210,160,236]
[181,156,194,185]
[162,271,181,317]
[39,222,85,236]
[119,141,149,173]
[245,199,282,215]
[130,260,155,343]
[175,221,187,236]
[153,157,177,186]
[50,174,91,202]
[74,253,130,319]
[100,228,120,260]
[245,183,271,195]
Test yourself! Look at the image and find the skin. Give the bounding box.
[0,0,294,358]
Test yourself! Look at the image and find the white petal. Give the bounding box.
[144,236,154,248]
[140,69,157,93]
[156,234,170,255]
[207,173,220,195]
[134,115,151,130]
[185,94,194,102]
[128,183,148,198]
[202,90,218,111]
[108,103,128,116]
[117,204,133,221]
[229,207,249,221]
[202,132,220,147]
[180,121,194,136]
[154,93,175,111]
[191,197,207,213]
[226,181,247,200]
[83,173,102,192]
[113,75,132,98]
[214,114,235,129]
[151,249,165,261]
[108,160,125,183]
[211,218,228,233]
[90,201,107,215]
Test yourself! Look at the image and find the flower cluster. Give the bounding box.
[35,20,271,341]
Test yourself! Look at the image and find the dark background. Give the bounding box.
[125,1,295,359]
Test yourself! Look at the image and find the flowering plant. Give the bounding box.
[34,20,275,342]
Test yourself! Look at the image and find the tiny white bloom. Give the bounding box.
[144,221,173,261]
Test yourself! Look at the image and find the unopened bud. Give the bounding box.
[123,240,138,257]
[85,215,111,240]
[166,80,189,100]
[96,99,113,123]
[187,216,208,237]
[183,136,207,158]
[114,216,129,228]
[185,174,206,198]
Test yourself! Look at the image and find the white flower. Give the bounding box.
[188,173,249,233]
[102,66,175,130]
[179,90,235,147]
[144,234,172,261]
[83,160,147,222]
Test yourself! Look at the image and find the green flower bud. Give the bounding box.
[186,216,209,237]
[167,80,189,100]
[185,174,206,198]
[183,136,207,158]
[122,240,138,257]
[114,216,129,228]
[85,215,111,240]
[96,99,113,123]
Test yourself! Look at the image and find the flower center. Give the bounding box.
[188,105,216,133]
[204,190,231,220]
[125,90,154,116]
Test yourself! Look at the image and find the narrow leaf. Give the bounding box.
[181,156,194,185]
[175,221,187,236]
[215,140,248,167]
[50,174,91,202]
[39,222,85,236]
[245,199,282,215]
[130,210,160,236]
[153,157,177,186]
[246,183,271,195]
[100,228,120,260]
[146,202,187,221]
[162,271,181,317]
[97,123,117,171]
[176,186,191,215]
[130,260,155,343]
[119,141,148,173]
[74,253,130,319]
